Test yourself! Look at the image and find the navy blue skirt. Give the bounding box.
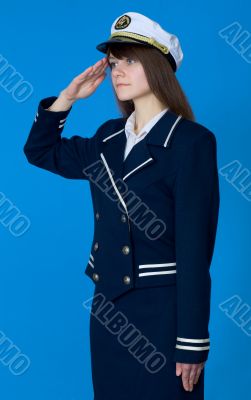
[89,285,204,400]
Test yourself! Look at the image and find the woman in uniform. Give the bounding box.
[23,11,220,400]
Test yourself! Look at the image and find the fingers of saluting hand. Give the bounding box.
[76,58,109,83]
[176,362,204,392]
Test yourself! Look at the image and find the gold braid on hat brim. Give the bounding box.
[109,31,169,55]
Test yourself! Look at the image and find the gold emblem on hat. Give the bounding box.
[114,15,131,30]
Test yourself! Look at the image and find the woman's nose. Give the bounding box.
[112,64,126,77]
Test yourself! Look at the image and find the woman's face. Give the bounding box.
[108,51,151,102]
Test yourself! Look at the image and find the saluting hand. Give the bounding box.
[176,362,205,392]
[60,57,109,103]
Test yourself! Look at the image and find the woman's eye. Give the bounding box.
[109,58,136,68]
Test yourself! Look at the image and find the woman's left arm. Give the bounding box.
[173,129,220,365]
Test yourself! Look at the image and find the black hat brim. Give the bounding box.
[96,37,153,53]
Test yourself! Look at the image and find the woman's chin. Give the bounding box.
[117,95,133,101]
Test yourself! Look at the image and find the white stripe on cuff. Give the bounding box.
[175,344,210,351]
[177,337,210,343]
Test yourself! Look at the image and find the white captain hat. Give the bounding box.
[96,11,184,72]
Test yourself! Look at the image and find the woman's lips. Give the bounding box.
[117,84,129,87]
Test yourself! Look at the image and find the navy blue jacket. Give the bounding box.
[23,96,220,364]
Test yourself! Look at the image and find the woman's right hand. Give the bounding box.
[60,57,109,103]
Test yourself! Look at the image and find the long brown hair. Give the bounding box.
[106,43,195,121]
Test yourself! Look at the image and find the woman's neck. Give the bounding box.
[133,95,168,134]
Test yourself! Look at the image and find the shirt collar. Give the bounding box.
[124,108,169,139]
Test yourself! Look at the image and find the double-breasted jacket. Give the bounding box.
[23,96,220,364]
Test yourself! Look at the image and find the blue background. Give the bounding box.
[1,1,251,399]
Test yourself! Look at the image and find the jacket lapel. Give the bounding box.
[122,110,183,182]
[100,127,127,183]
[100,110,183,184]
[122,139,154,181]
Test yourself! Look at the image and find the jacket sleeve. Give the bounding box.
[23,96,110,179]
[173,130,220,364]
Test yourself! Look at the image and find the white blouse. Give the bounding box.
[123,107,169,160]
